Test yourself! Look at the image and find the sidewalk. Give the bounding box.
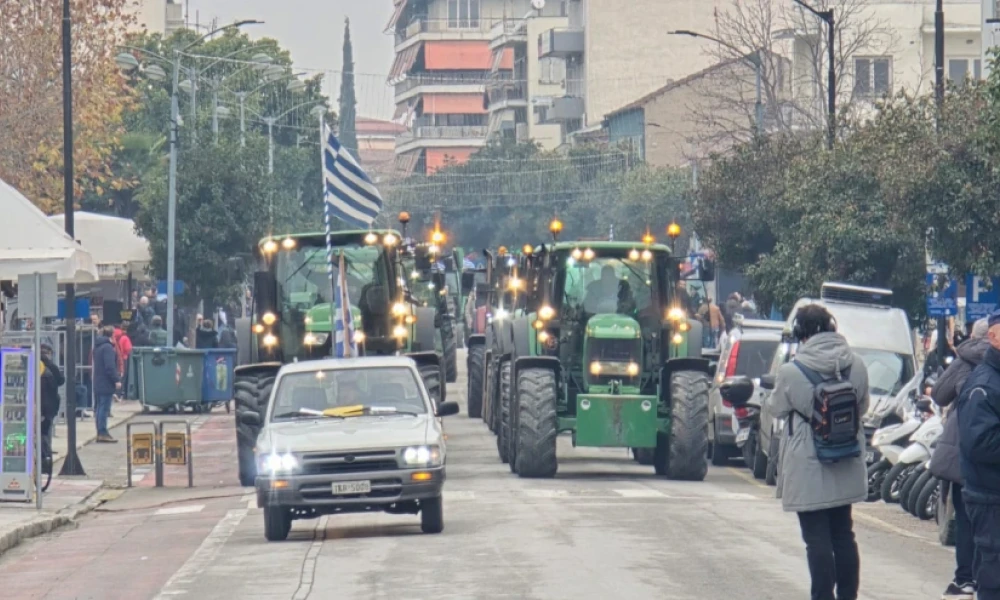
[0,399,143,558]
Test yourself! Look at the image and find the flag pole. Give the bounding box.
[320,112,337,358]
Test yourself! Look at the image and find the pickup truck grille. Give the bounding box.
[298,450,399,475]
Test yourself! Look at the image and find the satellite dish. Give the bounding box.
[531,0,545,9]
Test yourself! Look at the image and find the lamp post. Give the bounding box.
[792,0,835,150]
[669,30,764,135]
[261,101,322,174]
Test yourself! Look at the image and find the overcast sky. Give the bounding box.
[186,0,397,119]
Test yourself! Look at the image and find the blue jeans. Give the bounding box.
[953,483,976,586]
[965,498,1000,600]
[95,394,113,436]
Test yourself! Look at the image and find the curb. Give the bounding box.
[52,410,141,474]
[0,484,106,557]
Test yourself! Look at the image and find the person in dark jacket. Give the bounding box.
[932,318,988,600]
[39,344,64,456]
[92,326,120,443]
[957,310,1000,600]
[196,319,219,349]
[148,315,168,347]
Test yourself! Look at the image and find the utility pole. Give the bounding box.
[934,0,948,366]
[792,0,835,149]
[59,0,85,477]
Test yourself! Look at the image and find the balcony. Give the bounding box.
[490,19,527,50]
[394,71,488,101]
[486,82,528,110]
[396,18,498,50]
[535,96,585,123]
[539,28,584,59]
[396,125,489,154]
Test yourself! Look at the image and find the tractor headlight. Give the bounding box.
[262,312,277,325]
[383,233,398,246]
[304,332,329,346]
[667,307,685,322]
[392,302,408,317]
[262,333,278,347]
[539,305,555,320]
[589,361,602,376]
[494,308,509,321]
[626,362,640,377]
[393,324,408,338]
[401,445,442,467]
[672,333,684,345]
[261,452,298,474]
[353,331,366,344]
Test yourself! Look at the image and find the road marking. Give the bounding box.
[613,489,667,498]
[155,504,205,516]
[523,489,569,498]
[727,466,769,489]
[154,508,249,598]
[292,516,329,600]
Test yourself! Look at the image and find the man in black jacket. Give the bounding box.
[39,344,64,456]
[933,318,988,600]
[92,325,120,443]
[958,311,1000,600]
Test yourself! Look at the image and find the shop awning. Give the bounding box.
[385,0,410,33]
[387,44,421,84]
[422,93,488,115]
[424,41,492,70]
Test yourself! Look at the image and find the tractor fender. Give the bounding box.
[468,334,486,348]
[684,319,705,358]
[413,306,438,353]
[510,316,533,358]
[235,316,253,366]
[660,357,714,382]
[513,355,562,388]
[235,362,283,380]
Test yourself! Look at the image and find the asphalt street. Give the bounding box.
[0,350,954,599]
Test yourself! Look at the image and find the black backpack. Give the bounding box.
[792,361,862,464]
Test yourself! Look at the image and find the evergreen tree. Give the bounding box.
[338,17,360,163]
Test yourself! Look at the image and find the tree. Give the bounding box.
[338,18,359,161]
[0,0,136,212]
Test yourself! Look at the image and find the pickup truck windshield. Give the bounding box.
[270,367,427,420]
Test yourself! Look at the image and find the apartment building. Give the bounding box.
[388,0,536,174]
[485,6,568,150]
[131,0,184,35]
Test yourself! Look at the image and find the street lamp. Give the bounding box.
[229,72,309,147]
[262,101,322,174]
[669,30,764,135]
[791,0,835,149]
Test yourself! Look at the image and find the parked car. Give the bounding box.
[708,317,781,466]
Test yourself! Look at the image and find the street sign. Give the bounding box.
[17,273,57,319]
[926,273,958,317]
[0,348,34,503]
[131,433,153,466]
[966,275,1000,322]
[163,432,187,465]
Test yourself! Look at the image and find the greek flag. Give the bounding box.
[323,123,383,228]
[334,253,357,358]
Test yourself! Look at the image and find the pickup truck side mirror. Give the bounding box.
[436,400,459,417]
[719,376,755,407]
[759,374,776,391]
[239,411,262,427]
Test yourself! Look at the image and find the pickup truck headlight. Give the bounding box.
[261,452,298,474]
[401,445,442,467]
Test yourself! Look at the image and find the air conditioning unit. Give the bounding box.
[820,282,893,307]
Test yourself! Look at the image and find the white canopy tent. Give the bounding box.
[49,211,150,280]
[0,178,98,283]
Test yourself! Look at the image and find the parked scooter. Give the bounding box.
[880,402,943,503]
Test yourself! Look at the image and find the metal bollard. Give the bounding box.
[126,422,156,488]
[157,420,194,488]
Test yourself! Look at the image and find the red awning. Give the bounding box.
[490,47,515,73]
[384,0,410,33]
[422,94,488,115]
[424,41,492,70]
[387,44,420,84]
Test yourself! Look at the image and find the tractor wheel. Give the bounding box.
[484,358,496,430]
[655,370,710,481]
[234,373,274,487]
[466,344,485,419]
[497,361,511,463]
[418,364,443,409]
[442,317,458,384]
[514,368,559,478]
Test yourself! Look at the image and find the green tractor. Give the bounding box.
[495,227,716,480]
[232,228,447,486]
[399,240,458,384]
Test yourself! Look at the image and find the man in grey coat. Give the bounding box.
[769,304,870,600]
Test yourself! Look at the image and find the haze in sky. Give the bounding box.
[186,0,397,119]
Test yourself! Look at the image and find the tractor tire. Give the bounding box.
[497,361,511,463]
[484,359,496,430]
[655,370,710,481]
[514,368,559,478]
[234,373,273,487]
[442,317,458,384]
[418,364,443,409]
[765,433,780,487]
[467,345,485,419]
[633,448,655,465]
[905,468,933,515]
[916,477,940,521]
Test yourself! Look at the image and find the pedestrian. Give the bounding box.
[707,297,724,347]
[768,304,869,600]
[137,295,155,328]
[148,315,168,347]
[957,310,1000,600]
[113,324,132,401]
[39,343,64,457]
[931,317,988,600]
[196,318,219,349]
[92,325,120,443]
[724,292,742,332]
[218,324,238,349]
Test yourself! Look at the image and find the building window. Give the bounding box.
[539,57,566,85]
[854,57,891,98]
[948,58,982,86]
[448,0,480,28]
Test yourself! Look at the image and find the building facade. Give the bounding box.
[131,0,184,35]
[388,0,538,174]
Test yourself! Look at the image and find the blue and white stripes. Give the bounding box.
[322,123,383,228]
[333,252,357,358]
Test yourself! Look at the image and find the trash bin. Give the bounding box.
[202,348,237,406]
[137,347,204,410]
[126,352,143,400]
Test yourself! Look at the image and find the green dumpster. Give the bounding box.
[137,347,204,411]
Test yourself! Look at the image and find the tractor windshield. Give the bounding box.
[562,256,656,317]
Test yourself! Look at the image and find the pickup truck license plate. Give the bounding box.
[736,428,750,445]
[332,481,371,495]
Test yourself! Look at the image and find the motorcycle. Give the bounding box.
[863,373,920,465]
[735,395,767,480]
[880,401,943,504]
[868,392,934,501]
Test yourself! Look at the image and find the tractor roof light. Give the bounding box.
[252,323,265,334]
[391,302,408,317]
[281,237,296,250]
[262,238,278,254]
[398,211,411,224]
[429,244,441,255]
[549,218,563,240]
[533,319,545,330]
[628,249,640,261]
[571,247,583,260]
[522,244,533,255]
[667,222,682,239]
[431,229,446,245]
[508,277,523,291]
[364,232,379,245]
[583,248,595,261]
[679,321,691,332]
[671,332,684,345]
[538,305,556,321]
[641,249,653,262]
[626,362,640,377]
[642,232,655,245]
[498,246,508,256]
[261,312,277,325]
[405,314,417,324]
